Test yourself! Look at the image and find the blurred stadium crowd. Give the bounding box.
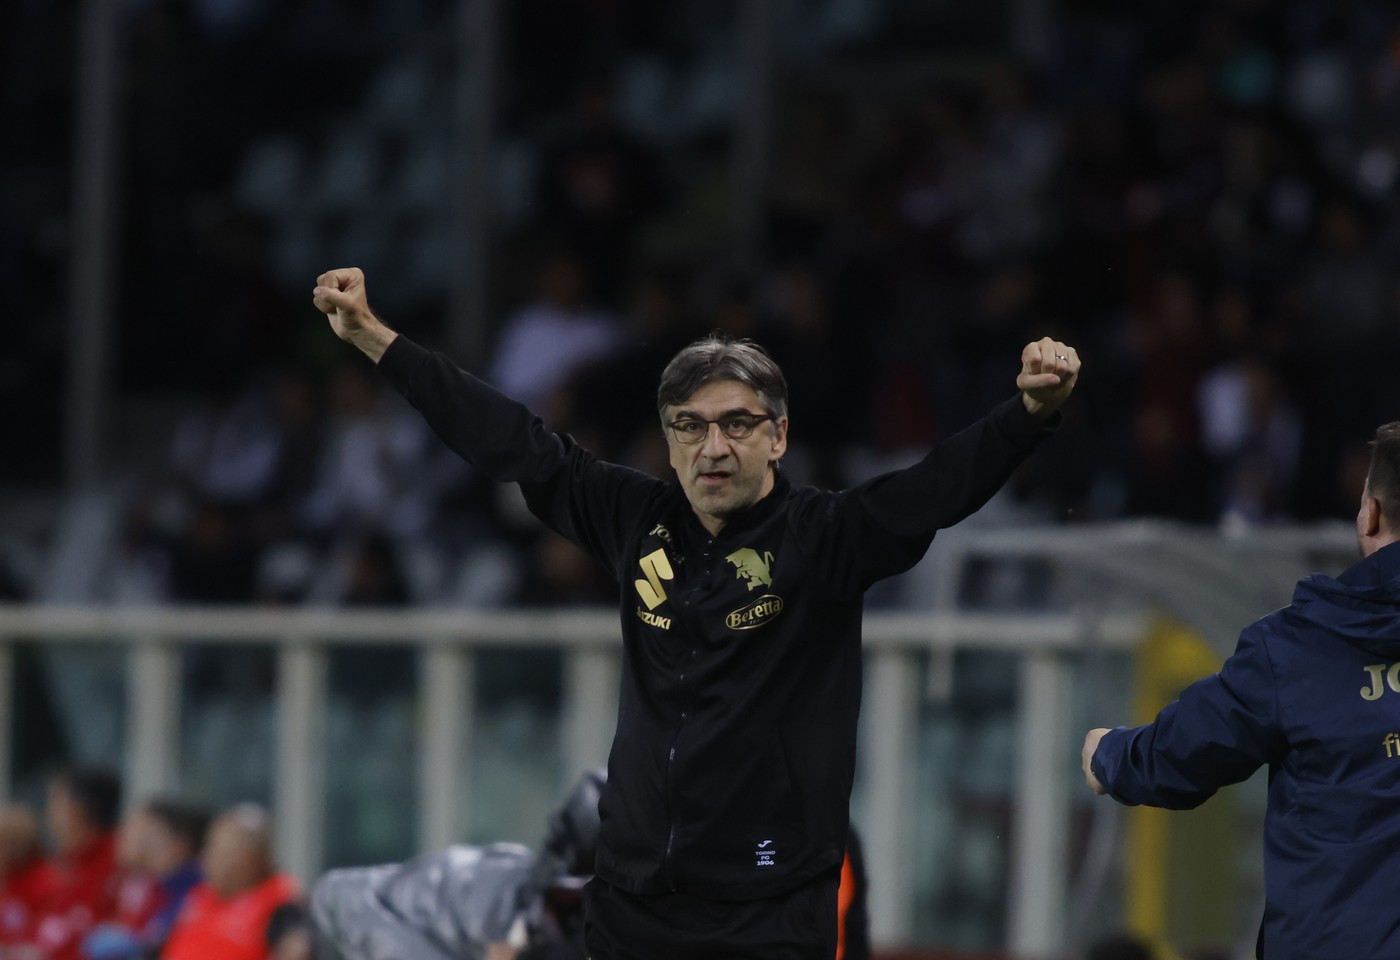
[4,0,1400,607]
[0,767,309,960]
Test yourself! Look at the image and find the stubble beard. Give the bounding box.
[689,475,760,523]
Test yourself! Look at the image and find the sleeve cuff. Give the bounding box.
[1092,726,1138,806]
[992,393,1060,448]
[375,334,430,395]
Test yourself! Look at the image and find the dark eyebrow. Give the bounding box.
[670,408,762,421]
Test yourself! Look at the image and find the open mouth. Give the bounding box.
[699,471,732,484]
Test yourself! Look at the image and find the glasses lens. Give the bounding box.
[670,415,765,442]
[722,416,756,439]
[672,420,705,443]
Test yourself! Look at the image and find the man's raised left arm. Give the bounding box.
[816,337,1080,594]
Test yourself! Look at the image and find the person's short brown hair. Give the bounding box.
[144,799,211,855]
[656,335,788,422]
[1368,422,1400,527]
[53,767,121,831]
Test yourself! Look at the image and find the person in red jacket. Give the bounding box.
[104,804,164,943]
[0,805,62,950]
[160,805,297,960]
[31,768,122,960]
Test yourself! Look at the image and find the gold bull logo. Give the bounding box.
[725,548,775,591]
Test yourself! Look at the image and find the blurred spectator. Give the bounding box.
[0,805,60,951]
[1299,200,1392,354]
[135,801,206,955]
[957,65,1062,263]
[1122,273,1214,520]
[335,532,411,607]
[80,800,207,960]
[249,372,325,545]
[80,806,162,960]
[163,503,262,604]
[565,270,693,463]
[488,254,623,422]
[128,373,325,604]
[299,368,440,540]
[168,383,283,509]
[346,534,410,604]
[1197,355,1302,525]
[32,768,123,960]
[160,804,297,960]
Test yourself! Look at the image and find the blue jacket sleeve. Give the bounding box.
[1091,623,1286,809]
[377,335,665,581]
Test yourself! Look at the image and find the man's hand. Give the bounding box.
[313,267,398,363]
[1017,337,1080,420]
[1082,727,1110,795]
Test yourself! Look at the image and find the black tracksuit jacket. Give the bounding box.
[378,335,1052,901]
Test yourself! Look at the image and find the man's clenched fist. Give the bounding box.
[1082,727,1110,795]
[1016,336,1080,421]
[313,267,397,363]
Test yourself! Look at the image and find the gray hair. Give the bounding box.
[656,335,788,422]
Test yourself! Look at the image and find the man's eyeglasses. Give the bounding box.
[667,413,775,444]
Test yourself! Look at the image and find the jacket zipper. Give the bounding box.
[664,744,678,891]
[663,650,689,893]
[664,536,711,892]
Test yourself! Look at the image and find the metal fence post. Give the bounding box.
[419,643,473,851]
[862,647,919,944]
[562,646,619,786]
[1008,648,1071,956]
[275,641,328,884]
[125,638,180,802]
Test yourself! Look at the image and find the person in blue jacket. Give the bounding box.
[1082,420,1400,960]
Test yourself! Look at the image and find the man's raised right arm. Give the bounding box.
[311,267,663,575]
[312,265,564,482]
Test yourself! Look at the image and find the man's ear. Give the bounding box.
[1363,496,1383,538]
[769,416,788,463]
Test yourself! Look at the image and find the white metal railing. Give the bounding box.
[0,603,1144,954]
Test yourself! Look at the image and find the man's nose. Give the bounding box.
[700,423,732,457]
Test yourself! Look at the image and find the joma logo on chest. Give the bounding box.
[1360,663,1400,701]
